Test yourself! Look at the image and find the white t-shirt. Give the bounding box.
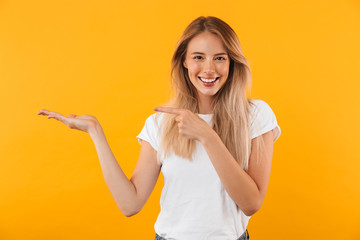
[136,99,281,240]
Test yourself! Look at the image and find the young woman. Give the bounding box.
[38,16,281,240]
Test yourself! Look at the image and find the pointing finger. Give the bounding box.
[154,107,183,115]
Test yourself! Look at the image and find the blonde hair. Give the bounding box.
[155,16,265,171]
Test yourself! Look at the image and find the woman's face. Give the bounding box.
[183,31,230,101]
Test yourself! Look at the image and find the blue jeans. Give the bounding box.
[155,229,250,240]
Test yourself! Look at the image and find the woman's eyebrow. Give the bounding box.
[191,52,227,56]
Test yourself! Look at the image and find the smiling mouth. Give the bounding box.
[198,77,219,83]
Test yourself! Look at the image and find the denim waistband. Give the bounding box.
[155,229,249,240]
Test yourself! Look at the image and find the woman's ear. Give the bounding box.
[183,60,188,69]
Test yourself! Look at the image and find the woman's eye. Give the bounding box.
[193,56,226,61]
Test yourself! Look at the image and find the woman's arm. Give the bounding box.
[38,109,161,217]
[200,129,274,216]
[89,123,161,217]
[152,107,274,216]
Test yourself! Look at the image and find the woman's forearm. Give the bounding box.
[88,123,138,217]
[200,131,260,216]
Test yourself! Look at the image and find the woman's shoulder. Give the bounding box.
[143,112,165,129]
[248,98,271,112]
[248,98,281,141]
[248,98,278,123]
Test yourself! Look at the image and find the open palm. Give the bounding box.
[37,109,98,133]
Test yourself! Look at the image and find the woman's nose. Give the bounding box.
[203,59,215,73]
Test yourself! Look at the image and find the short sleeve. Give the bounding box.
[250,100,281,142]
[136,113,161,152]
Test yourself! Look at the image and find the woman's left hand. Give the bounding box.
[154,107,215,143]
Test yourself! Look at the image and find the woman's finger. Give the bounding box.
[154,107,182,115]
[175,115,182,122]
[38,109,49,115]
[38,110,69,122]
[47,113,58,119]
[38,109,58,116]
[47,113,67,124]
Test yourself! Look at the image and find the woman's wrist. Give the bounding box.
[88,121,103,138]
[200,126,218,146]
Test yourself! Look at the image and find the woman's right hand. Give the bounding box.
[37,109,99,133]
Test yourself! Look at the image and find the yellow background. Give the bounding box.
[1,0,359,239]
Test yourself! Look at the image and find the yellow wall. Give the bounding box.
[1,0,359,239]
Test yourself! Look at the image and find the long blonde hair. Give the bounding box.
[155,16,264,171]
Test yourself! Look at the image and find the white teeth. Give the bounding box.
[199,77,218,83]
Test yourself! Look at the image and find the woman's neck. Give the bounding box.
[197,95,215,114]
